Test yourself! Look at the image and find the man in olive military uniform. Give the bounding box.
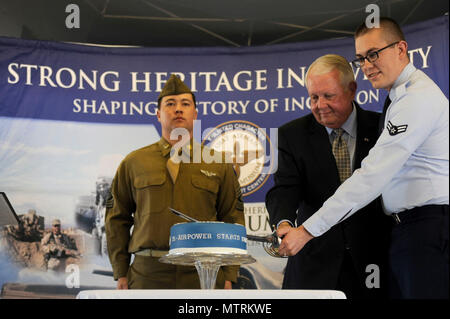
[41,219,79,271]
[106,74,245,289]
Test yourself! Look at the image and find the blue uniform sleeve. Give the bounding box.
[303,87,439,237]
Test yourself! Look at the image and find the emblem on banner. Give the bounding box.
[203,121,274,197]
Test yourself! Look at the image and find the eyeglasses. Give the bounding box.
[351,42,399,68]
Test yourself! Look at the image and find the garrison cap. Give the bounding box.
[157,74,195,106]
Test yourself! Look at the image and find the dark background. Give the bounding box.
[0,0,448,47]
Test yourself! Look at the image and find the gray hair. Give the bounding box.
[306,54,355,90]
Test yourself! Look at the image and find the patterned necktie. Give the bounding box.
[332,128,351,183]
[378,95,391,136]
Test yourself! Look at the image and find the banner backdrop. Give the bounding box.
[0,16,448,294]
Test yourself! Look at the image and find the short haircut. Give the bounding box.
[306,54,355,90]
[354,17,406,43]
[157,93,196,109]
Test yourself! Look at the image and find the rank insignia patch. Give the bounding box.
[386,121,408,136]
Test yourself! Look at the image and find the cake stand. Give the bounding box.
[159,252,256,289]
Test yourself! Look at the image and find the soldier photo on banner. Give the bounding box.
[1,210,81,272]
[41,219,80,272]
[74,176,113,257]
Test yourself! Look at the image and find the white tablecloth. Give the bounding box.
[76,289,346,299]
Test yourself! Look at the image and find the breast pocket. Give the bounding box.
[190,174,219,219]
[134,174,166,215]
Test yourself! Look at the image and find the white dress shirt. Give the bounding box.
[303,63,449,237]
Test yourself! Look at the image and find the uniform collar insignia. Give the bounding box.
[158,138,172,157]
[159,137,203,159]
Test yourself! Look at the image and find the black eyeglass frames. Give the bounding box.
[351,41,400,68]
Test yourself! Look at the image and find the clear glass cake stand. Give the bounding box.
[159,252,256,289]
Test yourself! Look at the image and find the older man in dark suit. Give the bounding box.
[265,54,390,299]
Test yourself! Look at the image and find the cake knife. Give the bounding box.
[169,207,199,223]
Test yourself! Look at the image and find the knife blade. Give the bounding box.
[169,207,199,223]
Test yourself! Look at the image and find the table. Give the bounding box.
[76,289,346,299]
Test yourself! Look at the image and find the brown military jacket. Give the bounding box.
[106,138,245,283]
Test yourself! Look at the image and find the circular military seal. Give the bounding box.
[203,120,274,197]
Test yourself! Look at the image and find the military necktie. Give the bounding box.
[378,95,391,136]
[332,128,351,183]
[166,148,182,183]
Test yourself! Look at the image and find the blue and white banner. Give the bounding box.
[0,16,448,293]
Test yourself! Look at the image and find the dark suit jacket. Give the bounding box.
[265,104,391,297]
